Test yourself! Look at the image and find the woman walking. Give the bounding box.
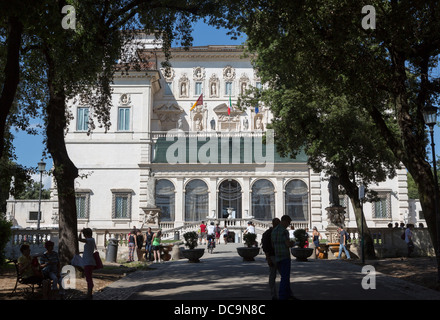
[312,227,322,258]
[152,230,162,263]
[79,228,96,299]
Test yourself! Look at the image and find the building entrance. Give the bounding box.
[218,179,242,219]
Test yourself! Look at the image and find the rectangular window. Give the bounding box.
[165,82,173,95]
[77,107,89,131]
[195,82,202,95]
[118,107,130,131]
[29,211,39,221]
[373,192,391,219]
[115,196,129,218]
[111,190,132,219]
[225,82,232,96]
[255,82,262,90]
[76,193,90,219]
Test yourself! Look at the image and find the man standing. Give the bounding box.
[262,217,280,300]
[337,226,351,260]
[271,215,295,300]
[405,224,415,257]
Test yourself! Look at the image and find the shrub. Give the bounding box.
[0,218,12,266]
[293,229,308,248]
[243,233,257,248]
[183,231,198,250]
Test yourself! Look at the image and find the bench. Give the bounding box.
[9,259,43,296]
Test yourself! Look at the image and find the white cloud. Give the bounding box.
[30,173,52,189]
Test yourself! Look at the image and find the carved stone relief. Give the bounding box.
[193,66,206,81]
[223,65,236,81]
[120,93,131,106]
[153,104,185,131]
[160,67,175,81]
[190,105,207,131]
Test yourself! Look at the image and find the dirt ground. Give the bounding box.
[0,261,138,300]
[363,256,440,292]
[1,257,439,300]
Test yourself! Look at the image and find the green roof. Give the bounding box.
[152,136,307,164]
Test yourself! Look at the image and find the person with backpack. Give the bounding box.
[262,217,280,300]
[337,225,351,260]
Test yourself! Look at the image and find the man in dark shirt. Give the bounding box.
[262,218,280,300]
[271,215,295,300]
[337,226,351,260]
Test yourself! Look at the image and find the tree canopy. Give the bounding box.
[232,0,440,257]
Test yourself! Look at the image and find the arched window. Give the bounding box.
[185,179,209,221]
[155,179,175,221]
[218,180,242,219]
[251,179,275,221]
[285,179,309,222]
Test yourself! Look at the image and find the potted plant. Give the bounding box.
[181,231,205,263]
[291,229,313,261]
[236,233,260,261]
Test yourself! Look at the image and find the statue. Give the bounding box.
[328,176,340,207]
[243,118,249,130]
[211,82,217,96]
[146,170,156,208]
[195,117,202,131]
[145,210,160,224]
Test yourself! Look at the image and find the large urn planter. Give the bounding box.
[182,231,205,262]
[291,229,314,261]
[182,248,205,263]
[237,247,260,261]
[291,247,314,262]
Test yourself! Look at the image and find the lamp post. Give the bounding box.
[422,104,440,283]
[36,161,46,244]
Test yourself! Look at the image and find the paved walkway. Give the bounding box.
[93,243,440,301]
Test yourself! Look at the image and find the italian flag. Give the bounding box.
[190,93,203,111]
[228,93,232,115]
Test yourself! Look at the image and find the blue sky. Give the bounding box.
[10,20,440,185]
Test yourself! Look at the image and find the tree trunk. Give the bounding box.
[44,46,79,266]
[350,198,376,260]
[0,16,22,159]
[339,167,376,259]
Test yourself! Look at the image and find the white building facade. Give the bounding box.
[6,41,422,241]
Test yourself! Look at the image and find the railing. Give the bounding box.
[151,131,266,140]
[345,227,434,258]
[6,228,59,259]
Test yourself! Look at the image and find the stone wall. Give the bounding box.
[346,227,435,258]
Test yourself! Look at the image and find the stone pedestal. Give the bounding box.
[325,206,347,259]
[140,207,161,230]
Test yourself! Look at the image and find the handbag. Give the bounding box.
[71,254,84,267]
[93,251,103,270]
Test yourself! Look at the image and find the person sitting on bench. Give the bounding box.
[40,241,64,294]
[18,244,44,285]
